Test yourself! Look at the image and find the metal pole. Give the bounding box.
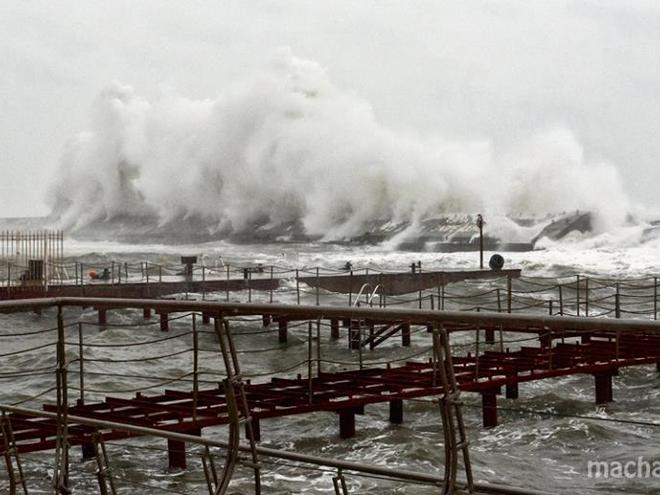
[615,283,621,319]
[269,266,274,304]
[78,322,84,405]
[348,270,353,307]
[477,214,484,270]
[296,269,300,305]
[248,269,252,303]
[202,266,206,301]
[585,277,589,317]
[226,264,230,302]
[358,320,363,370]
[576,275,580,317]
[192,313,198,422]
[316,267,320,306]
[307,321,313,404]
[316,318,321,376]
[655,276,658,321]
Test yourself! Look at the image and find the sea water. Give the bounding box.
[2,236,660,494]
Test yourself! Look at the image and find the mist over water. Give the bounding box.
[47,50,631,241]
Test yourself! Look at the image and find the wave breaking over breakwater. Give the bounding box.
[47,50,630,244]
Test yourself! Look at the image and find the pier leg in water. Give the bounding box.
[97,308,107,328]
[594,373,614,404]
[485,328,495,345]
[81,439,95,461]
[168,428,201,470]
[330,319,340,339]
[505,381,519,400]
[245,417,261,442]
[202,313,210,324]
[338,409,356,439]
[539,332,552,348]
[262,314,272,327]
[401,323,411,347]
[482,390,499,428]
[143,307,151,319]
[160,312,169,332]
[389,399,403,424]
[278,319,288,344]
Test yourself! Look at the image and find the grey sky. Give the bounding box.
[2,1,659,217]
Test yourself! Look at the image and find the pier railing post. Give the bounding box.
[576,275,580,316]
[655,276,658,320]
[248,270,252,303]
[316,319,322,376]
[316,267,320,306]
[296,269,300,305]
[307,322,313,404]
[269,266,274,304]
[585,277,589,317]
[615,283,621,319]
[54,304,70,492]
[506,276,512,313]
[192,314,198,422]
[78,322,84,405]
[348,270,353,307]
[226,264,230,302]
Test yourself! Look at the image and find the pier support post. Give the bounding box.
[245,417,261,442]
[505,382,519,400]
[160,312,169,332]
[656,361,660,373]
[81,440,95,461]
[97,308,107,328]
[167,428,201,470]
[330,319,340,339]
[168,439,187,470]
[401,323,411,347]
[278,319,288,344]
[339,409,356,439]
[389,399,403,424]
[262,314,271,327]
[202,313,210,324]
[143,307,152,319]
[485,328,495,345]
[482,390,498,428]
[594,373,613,404]
[539,332,552,348]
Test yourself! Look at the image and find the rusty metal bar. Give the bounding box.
[0,405,548,495]
[6,297,660,335]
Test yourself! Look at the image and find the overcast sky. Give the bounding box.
[2,1,660,217]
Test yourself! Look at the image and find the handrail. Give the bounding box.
[352,283,383,307]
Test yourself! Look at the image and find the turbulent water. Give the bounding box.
[2,235,660,495]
